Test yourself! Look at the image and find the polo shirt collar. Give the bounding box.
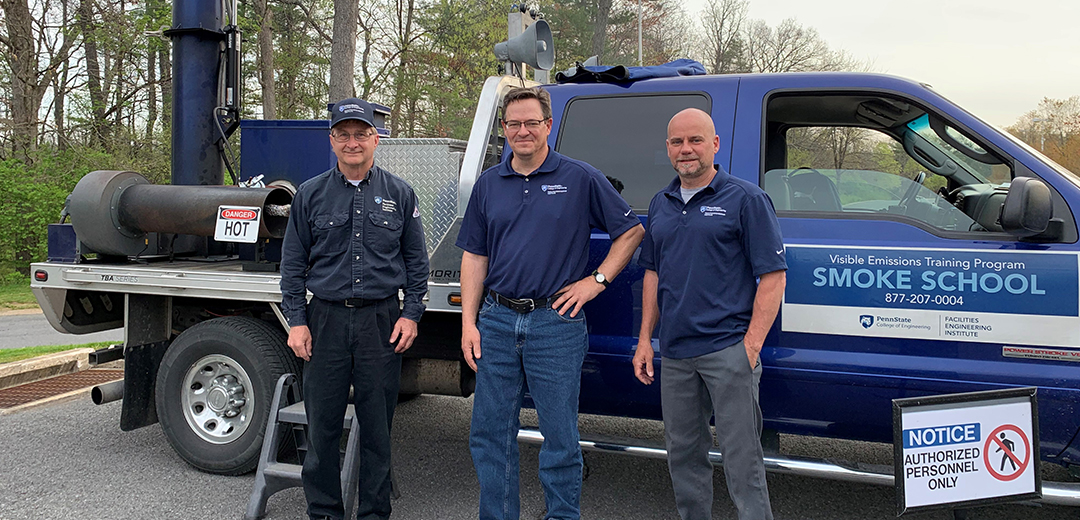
[498,147,562,177]
[662,164,731,199]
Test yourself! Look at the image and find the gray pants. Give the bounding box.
[661,341,772,520]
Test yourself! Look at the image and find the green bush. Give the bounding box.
[0,145,170,277]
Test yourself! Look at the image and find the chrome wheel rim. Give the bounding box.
[180,354,255,444]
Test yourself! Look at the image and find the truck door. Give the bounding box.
[731,76,1080,463]
[549,80,738,418]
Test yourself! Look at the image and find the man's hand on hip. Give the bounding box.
[287,325,312,361]
[632,340,655,385]
[552,276,605,317]
[390,317,418,353]
[461,324,481,372]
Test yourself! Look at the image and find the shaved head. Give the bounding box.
[666,108,720,188]
[667,108,715,137]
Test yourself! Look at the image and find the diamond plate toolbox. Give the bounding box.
[375,138,467,254]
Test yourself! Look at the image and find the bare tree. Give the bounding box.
[388,0,419,137]
[743,18,865,74]
[701,0,748,74]
[589,0,613,63]
[744,18,827,73]
[253,0,277,118]
[77,0,109,147]
[329,0,358,101]
[2,0,74,155]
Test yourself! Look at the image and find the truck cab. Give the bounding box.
[532,71,1080,469]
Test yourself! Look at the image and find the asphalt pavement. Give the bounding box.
[0,311,122,350]
[0,394,1073,520]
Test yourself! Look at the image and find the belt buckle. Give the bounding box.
[508,297,534,313]
[344,299,355,308]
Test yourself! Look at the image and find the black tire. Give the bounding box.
[155,316,300,475]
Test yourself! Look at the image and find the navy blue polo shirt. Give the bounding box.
[639,167,787,359]
[456,149,639,299]
[280,165,429,327]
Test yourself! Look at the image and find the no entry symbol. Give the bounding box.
[983,424,1030,481]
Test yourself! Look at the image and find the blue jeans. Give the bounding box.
[470,295,589,520]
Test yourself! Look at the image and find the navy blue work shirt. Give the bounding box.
[639,166,787,359]
[280,165,429,327]
[456,149,639,299]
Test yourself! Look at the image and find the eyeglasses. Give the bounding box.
[331,131,375,143]
[502,119,548,131]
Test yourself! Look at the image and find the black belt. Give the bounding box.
[319,296,387,308]
[489,290,555,314]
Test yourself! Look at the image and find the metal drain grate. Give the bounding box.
[0,369,123,408]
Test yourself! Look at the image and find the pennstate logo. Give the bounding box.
[860,315,874,328]
[374,196,383,204]
[339,103,365,114]
[220,208,258,220]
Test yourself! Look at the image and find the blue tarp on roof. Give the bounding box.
[554,58,706,84]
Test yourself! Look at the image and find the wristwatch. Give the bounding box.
[591,270,609,287]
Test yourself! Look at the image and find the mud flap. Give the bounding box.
[120,340,171,430]
[120,293,172,431]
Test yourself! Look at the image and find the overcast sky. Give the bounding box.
[680,0,1079,127]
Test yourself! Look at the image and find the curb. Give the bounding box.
[0,348,95,391]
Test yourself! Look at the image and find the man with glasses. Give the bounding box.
[633,108,786,520]
[457,86,644,519]
[281,97,429,520]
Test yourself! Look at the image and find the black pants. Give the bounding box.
[303,296,401,520]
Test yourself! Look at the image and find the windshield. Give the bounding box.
[907,114,1007,184]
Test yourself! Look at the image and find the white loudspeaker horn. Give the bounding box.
[494,19,555,71]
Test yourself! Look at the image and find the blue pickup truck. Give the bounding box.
[419,70,1080,502]
[32,66,1080,504]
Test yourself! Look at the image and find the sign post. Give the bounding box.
[893,387,1040,515]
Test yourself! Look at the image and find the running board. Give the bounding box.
[517,429,1080,507]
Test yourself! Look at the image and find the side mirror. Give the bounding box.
[999,177,1052,238]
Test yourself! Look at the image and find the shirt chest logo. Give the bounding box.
[541,184,568,195]
[699,205,727,217]
[373,196,397,212]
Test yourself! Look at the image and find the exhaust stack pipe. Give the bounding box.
[91,380,124,405]
[66,170,293,256]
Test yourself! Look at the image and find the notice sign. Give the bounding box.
[215,206,261,244]
[894,387,1040,515]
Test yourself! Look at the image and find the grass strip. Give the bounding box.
[0,277,37,311]
[0,342,117,365]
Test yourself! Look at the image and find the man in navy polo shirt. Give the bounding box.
[457,86,644,520]
[633,108,786,520]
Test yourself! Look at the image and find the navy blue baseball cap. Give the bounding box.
[329,98,376,129]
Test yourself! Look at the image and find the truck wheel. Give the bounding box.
[156,316,299,475]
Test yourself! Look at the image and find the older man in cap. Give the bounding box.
[280,97,429,520]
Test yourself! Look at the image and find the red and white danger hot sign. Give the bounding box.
[215,205,261,243]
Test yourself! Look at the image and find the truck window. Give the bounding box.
[762,93,1016,235]
[556,93,710,212]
